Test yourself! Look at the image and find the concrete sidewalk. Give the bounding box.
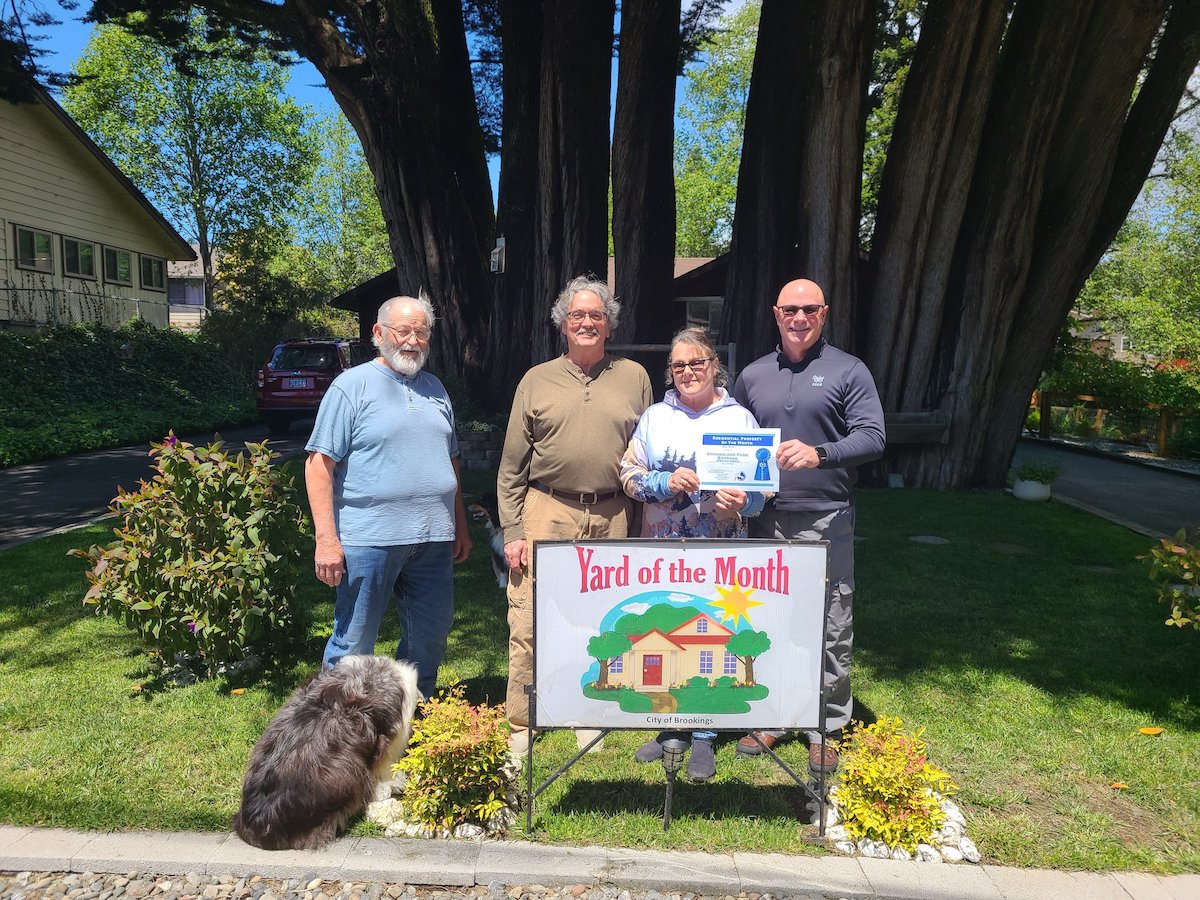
[1,826,1197,900]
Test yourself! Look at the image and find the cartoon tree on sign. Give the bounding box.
[725,629,771,686]
[587,631,633,687]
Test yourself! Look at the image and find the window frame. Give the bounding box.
[103,245,134,286]
[62,236,98,280]
[140,254,166,292]
[699,650,713,675]
[14,224,54,273]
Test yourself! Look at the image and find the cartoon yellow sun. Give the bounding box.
[710,579,764,628]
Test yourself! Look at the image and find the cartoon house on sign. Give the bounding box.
[608,612,746,691]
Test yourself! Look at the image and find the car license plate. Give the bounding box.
[286,377,308,389]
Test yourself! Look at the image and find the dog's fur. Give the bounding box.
[232,655,419,850]
[469,491,509,588]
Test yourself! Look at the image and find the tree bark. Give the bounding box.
[280,0,494,384]
[723,0,874,356]
[487,0,545,407]
[612,0,680,344]
[531,0,616,363]
[865,0,1185,489]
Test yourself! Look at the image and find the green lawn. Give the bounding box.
[0,476,1196,872]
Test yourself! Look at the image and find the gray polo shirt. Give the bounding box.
[733,339,885,512]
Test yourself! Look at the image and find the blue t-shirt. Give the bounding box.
[306,360,460,546]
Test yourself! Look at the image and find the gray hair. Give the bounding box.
[665,325,728,388]
[550,275,621,330]
[377,290,436,330]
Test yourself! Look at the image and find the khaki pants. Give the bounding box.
[506,488,631,727]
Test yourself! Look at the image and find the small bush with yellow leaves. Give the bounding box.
[397,687,512,831]
[834,716,957,852]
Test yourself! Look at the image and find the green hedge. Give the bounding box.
[0,321,256,467]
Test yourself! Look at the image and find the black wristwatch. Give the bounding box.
[814,446,828,468]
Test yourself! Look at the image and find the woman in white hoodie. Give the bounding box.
[618,326,767,780]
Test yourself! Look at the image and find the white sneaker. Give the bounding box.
[576,729,605,753]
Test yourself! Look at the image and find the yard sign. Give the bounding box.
[533,539,827,731]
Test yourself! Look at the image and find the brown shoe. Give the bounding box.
[808,742,838,774]
[736,731,783,757]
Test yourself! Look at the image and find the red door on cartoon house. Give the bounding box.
[642,654,663,686]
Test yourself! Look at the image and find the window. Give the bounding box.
[699,650,713,675]
[696,617,708,634]
[609,655,623,674]
[723,651,738,675]
[63,237,96,278]
[103,246,133,285]
[15,225,53,272]
[140,255,166,291]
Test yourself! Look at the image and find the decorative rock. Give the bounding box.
[822,805,840,828]
[453,823,485,839]
[824,825,848,842]
[940,845,964,862]
[916,844,942,863]
[940,799,967,826]
[890,847,912,861]
[959,836,981,863]
[834,841,857,855]
[858,839,891,859]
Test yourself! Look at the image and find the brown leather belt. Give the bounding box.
[531,480,620,505]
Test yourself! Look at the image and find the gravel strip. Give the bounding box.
[0,872,839,900]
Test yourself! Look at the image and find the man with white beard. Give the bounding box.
[305,292,471,697]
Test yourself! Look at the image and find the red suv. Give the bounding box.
[256,338,375,434]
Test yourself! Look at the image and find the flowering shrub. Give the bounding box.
[835,716,957,852]
[397,687,512,831]
[69,432,306,675]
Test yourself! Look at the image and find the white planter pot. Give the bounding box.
[1012,478,1052,501]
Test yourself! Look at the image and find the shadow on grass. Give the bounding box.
[854,489,1200,729]
[542,777,819,824]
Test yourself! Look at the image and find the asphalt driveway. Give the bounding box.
[0,420,312,547]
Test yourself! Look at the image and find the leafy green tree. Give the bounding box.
[673,0,759,257]
[291,112,393,296]
[1076,132,1200,373]
[587,631,633,687]
[725,629,770,685]
[201,227,356,382]
[61,12,315,305]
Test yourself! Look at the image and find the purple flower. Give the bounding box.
[188,622,197,632]
[167,435,178,447]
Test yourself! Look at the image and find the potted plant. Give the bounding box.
[1012,458,1061,501]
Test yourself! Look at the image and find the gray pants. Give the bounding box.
[750,505,855,738]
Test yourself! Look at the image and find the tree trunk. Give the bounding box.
[723,0,874,356]
[308,2,493,386]
[532,0,616,363]
[598,660,609,687]
[864,0,1189,489]
[744,656,754,686]
[612,0,680,344]
[488,0,545,408]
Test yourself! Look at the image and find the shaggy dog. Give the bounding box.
[233,655,419,850]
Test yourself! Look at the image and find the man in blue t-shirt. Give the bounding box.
[732,278,885,775]
[305,293,471,697]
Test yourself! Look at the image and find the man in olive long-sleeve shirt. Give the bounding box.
[732,278,885,774]
[498,276,652,754]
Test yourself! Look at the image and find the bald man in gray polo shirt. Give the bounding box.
[732,278,885,775]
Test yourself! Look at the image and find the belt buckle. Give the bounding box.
[579,491,598,505]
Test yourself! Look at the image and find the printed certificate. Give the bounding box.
[696,428,781,491]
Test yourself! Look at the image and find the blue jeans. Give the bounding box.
[323,541,455,698]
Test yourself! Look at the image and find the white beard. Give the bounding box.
[383,343,427,376]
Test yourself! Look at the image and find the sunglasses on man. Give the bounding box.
[775,304,826,318]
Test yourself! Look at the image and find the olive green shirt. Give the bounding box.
[498,354,653,543]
